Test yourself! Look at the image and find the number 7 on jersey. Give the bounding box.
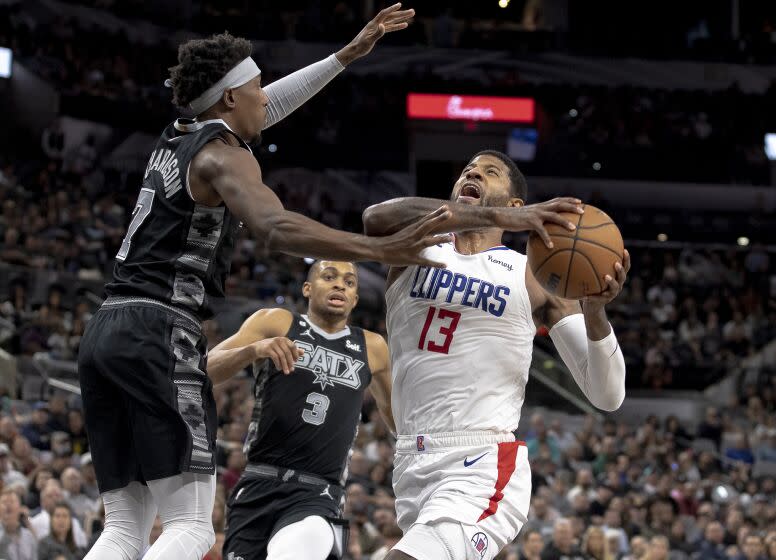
[418,306,461,354]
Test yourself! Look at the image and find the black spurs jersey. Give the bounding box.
[245,313,373,484]
[105,118,250,320]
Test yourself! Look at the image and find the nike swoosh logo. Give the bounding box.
[463,453,488,467]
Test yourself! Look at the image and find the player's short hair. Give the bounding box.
[306,261,357,283]
[167,32,253,108]
[468,150,528,202]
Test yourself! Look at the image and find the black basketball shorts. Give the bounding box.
[223,473,346,560]
[77,297,217,493]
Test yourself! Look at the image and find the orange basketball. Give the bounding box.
[526,204,624,300]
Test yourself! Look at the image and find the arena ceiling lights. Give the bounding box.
[407,93,535,123]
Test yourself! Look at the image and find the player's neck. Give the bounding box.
[306,309,349,334]
[453,229,504,255]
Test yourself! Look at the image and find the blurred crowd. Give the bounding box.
[0,368,772,559]
[2,1,776,183]
[1,142,775,385]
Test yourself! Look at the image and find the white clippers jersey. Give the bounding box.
[385,241,536,435]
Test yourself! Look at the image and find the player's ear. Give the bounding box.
[352,293,359,308]
[507,197,524,208]
[302,282,311,298]
[222,88,237,109]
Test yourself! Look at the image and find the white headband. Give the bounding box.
[181,57,261,115]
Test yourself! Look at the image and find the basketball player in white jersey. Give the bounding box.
[362,150,629,560]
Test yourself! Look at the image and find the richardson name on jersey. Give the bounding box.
[144,148,183,198]
[408,266,510,317]
[293,340,365,390]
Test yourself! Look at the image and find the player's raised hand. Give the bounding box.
[335,3,416,65]
[371,206,453,268]
[252,337,304,375]
[499,197,584,248]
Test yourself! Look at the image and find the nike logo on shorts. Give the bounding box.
[463,453,488,467]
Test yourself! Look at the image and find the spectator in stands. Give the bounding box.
[30,481,87,548]
[697,407,723,448]
[37,502,86,560]
[525,495,559,538]
[77,455,98,501]
[527,413,561,465]
[692,521,727,560]
[11,436,39,477]
[0,488,37,560]
[20,403,52,452]
[738,534,767,560]
[0,443,26,489]
[580,525,613,560]
[60,468,95,522]
[725,431,755,465]
[542,518,583,560]
[646,534,671,560]
[519,529,545,560]
[624,535,648,559]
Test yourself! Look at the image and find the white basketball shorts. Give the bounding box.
[392,431,531,560]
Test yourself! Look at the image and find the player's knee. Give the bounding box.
[164,517,215,549]
[96,524,146,558]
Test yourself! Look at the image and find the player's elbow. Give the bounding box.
[362,204,384,236]
[590,386,625,412]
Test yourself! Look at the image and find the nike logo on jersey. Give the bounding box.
[409,267,510,317]
[463,453,488,467]
[293,340,365,390]
[300,328,314,339]
[320,485,334,500]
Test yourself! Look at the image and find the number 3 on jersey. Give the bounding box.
[418,306,461,354]
[302,392,330,426]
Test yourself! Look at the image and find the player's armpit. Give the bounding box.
[364,331,396,434]
[207,308,294,384]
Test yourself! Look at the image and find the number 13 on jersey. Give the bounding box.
[418,306,461,354]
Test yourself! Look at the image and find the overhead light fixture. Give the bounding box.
[657,233,668,242]
[737,237,750,247]
[498,0,510,8]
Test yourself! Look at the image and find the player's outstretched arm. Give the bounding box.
[263,4,415,129]
[207,308,301,385]
[364,331,396,434]
[196,143,453,267]
[363,197,582,248]
[527,251,631,412]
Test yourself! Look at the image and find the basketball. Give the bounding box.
[526,204,624,300]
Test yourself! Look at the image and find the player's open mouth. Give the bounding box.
[327,293,347,307]
[458,183,482,202]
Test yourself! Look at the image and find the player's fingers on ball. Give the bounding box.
[535,225,554,249]
[623,249,631,271]
[544,211,576,230]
